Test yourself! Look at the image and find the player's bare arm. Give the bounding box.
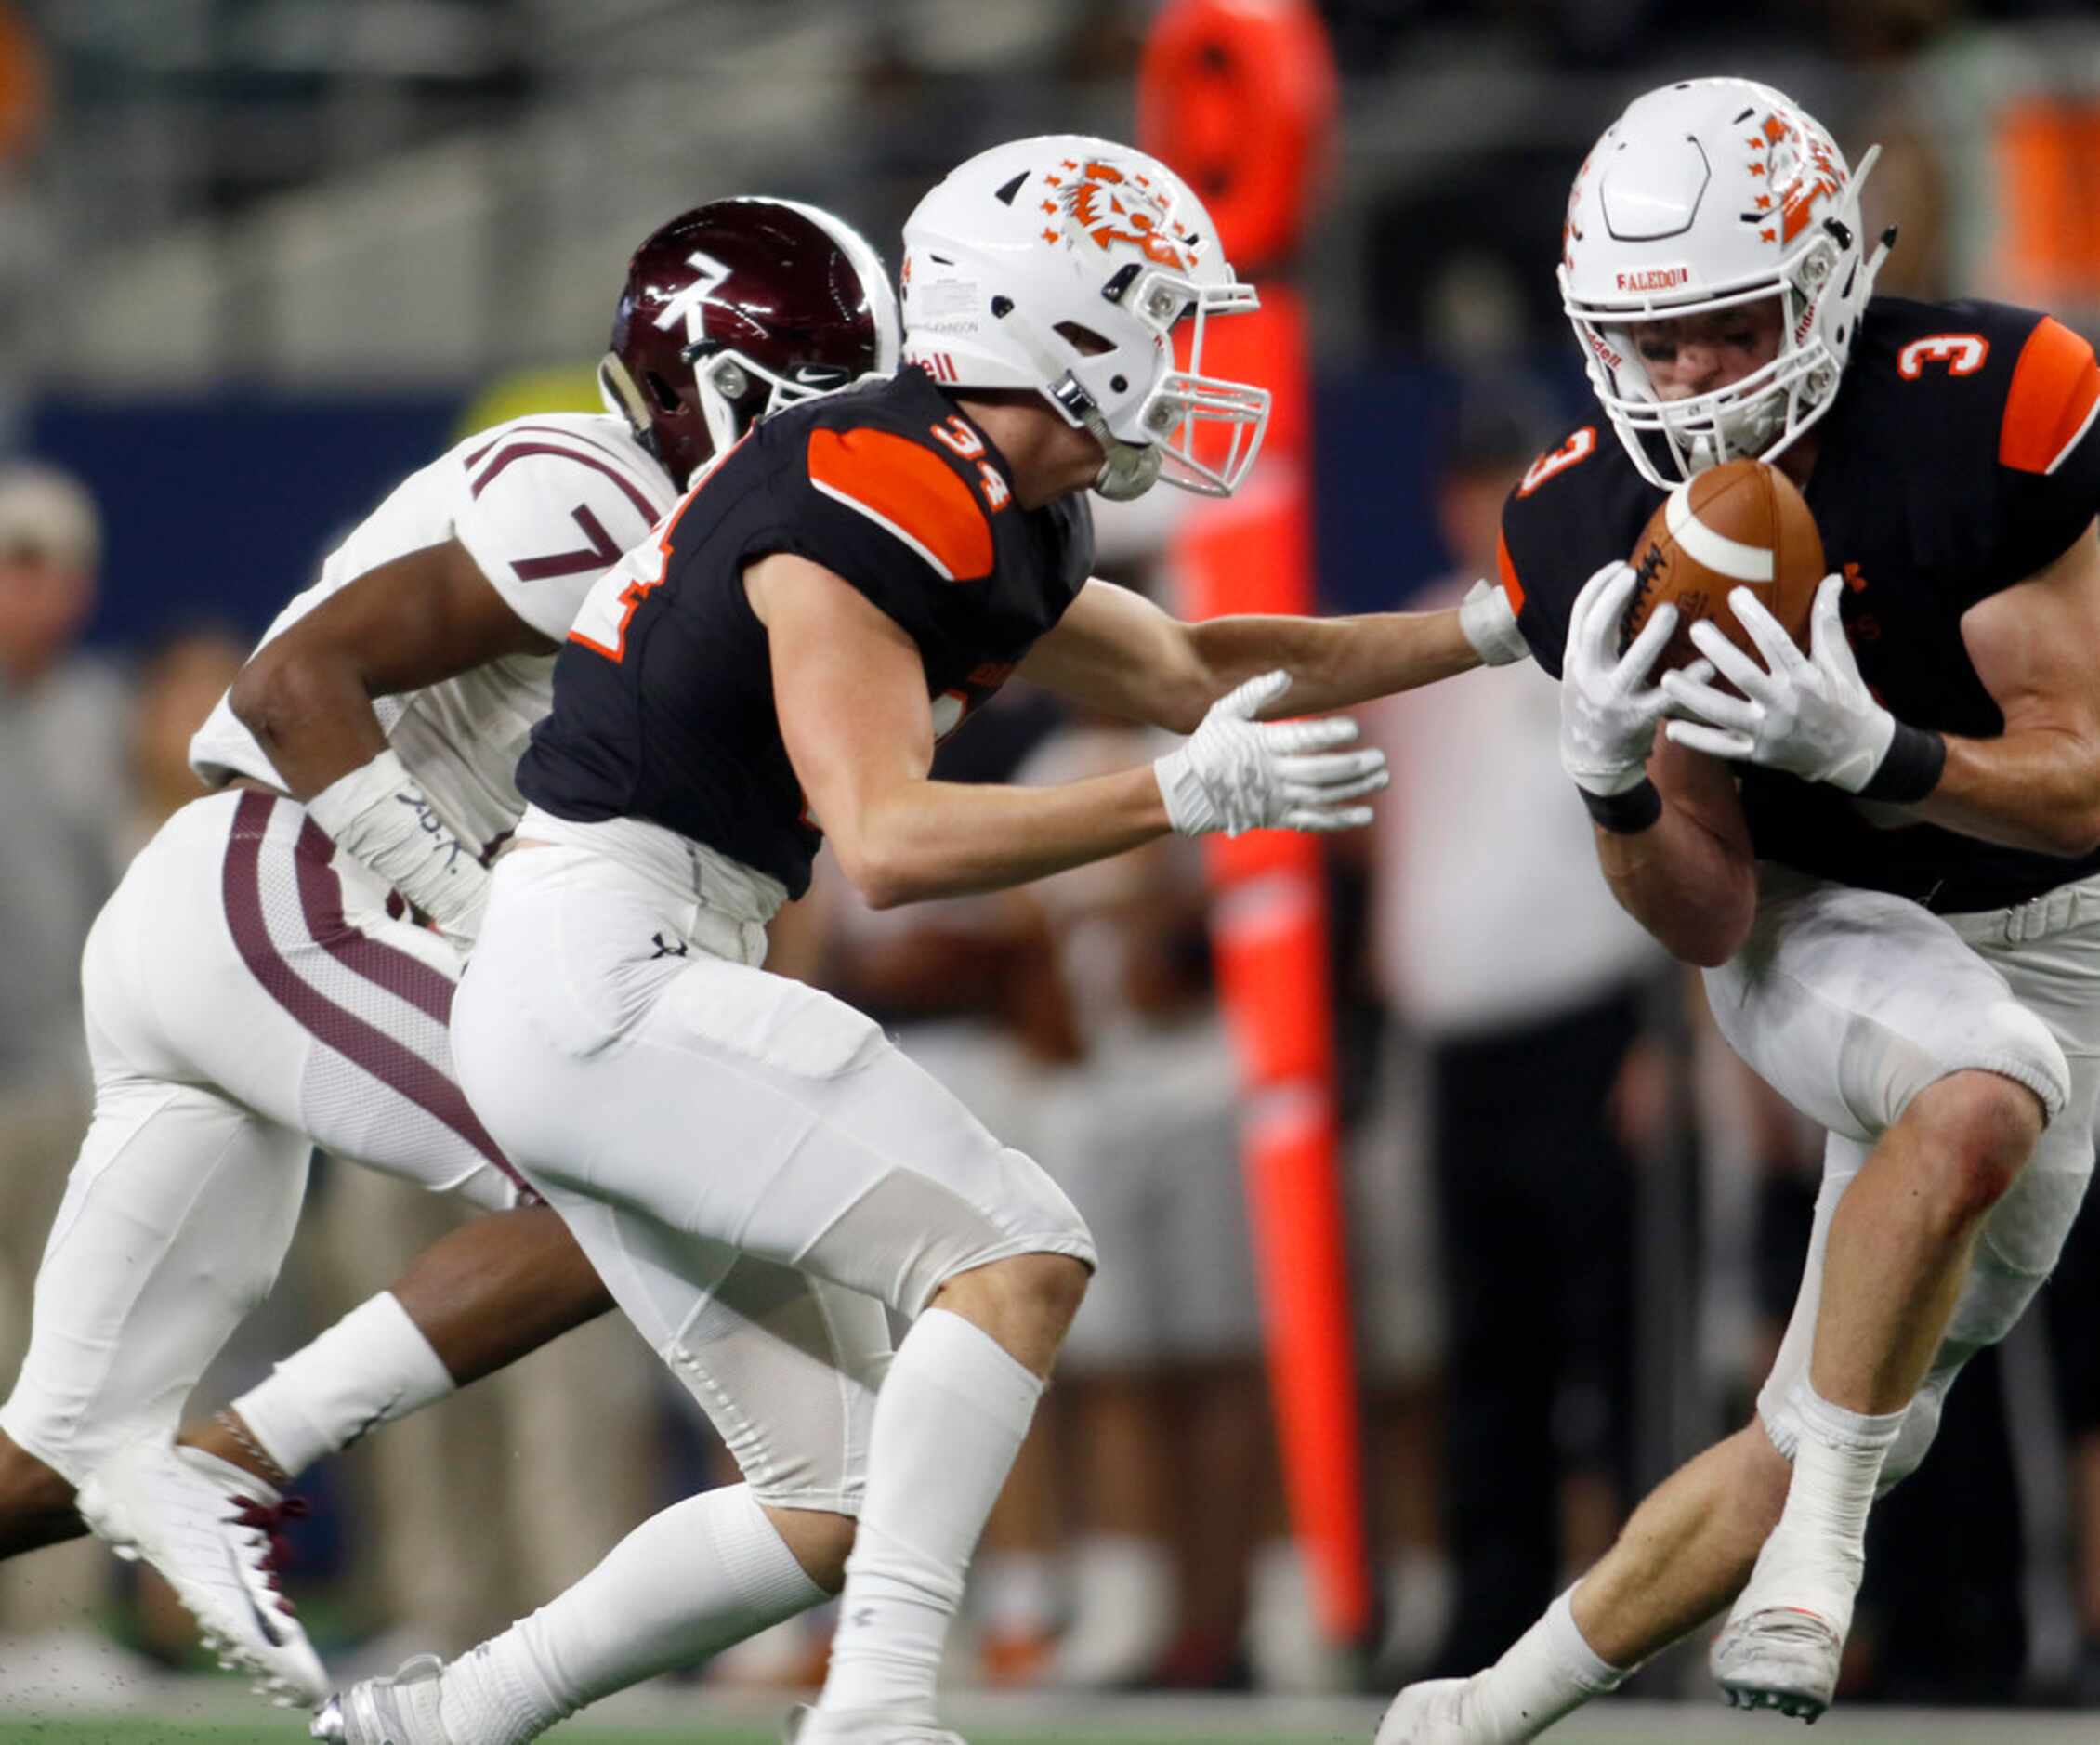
[229,537,556,797]
[1555,558,1756,965]
[1921,518,2100,854]
[752,553,1385,906]
[755,552,1175,907]
[1596,730,1757,966]
[1016,572,1518,734]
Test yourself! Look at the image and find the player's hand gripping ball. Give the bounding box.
[1619,459,1825,679]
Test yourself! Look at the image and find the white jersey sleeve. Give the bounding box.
[450,416,675,644]
[189,412,676,855]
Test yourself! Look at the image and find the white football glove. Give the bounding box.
[1559,560,1709,795]
[1458,577,1531,667]
[1660,576,1895,792]
[1153,669,1388,836]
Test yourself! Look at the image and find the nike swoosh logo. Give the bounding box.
[223,1538,286,1648]
[340,1387,406,1452]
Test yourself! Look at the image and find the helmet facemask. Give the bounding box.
[1049,264,1267,499]
[686,343,864,457]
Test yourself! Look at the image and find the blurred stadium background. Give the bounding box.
[4,0,2100,1740]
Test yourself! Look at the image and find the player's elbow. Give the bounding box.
[2038,809,2100,859]
[1676,923,1747,970]
[829,833,919,912]
[1685,879,1757,967]
[227,645,303,748]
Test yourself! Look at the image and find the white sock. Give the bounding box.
[818,1308,1043,1725]
[1738,1379,1905,1634]
[230,1292,454,1478]
[1462,1588,1627,1739]
[437,1483,825,1743]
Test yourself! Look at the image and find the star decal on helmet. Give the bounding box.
[1739,108,1847,244]
[1048,159,1199,271]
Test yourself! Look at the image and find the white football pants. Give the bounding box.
[0,788,524,1482]
[1708,865,2100,1489]
[450,830,1096,1514]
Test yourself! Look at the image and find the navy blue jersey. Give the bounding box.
[1501,296,2100,913]
[519,368,1095,897]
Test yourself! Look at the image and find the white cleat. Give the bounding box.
[1709,1526,1861,1725]
[311,1654,454,1744]
[1374,1676,1526,1744]
[77,1440,329,1708]
[1711,1607,1844,1724]
[782,1704,967,1744]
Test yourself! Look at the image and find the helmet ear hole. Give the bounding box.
[1054,321,1116,357]
[646,372,683,414]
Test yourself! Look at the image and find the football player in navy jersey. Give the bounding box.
[316,133,1529,1745]
[1380,79,2100,1743]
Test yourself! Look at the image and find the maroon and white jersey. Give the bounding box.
[190,412,676,856]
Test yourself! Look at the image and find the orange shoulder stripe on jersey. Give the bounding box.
[2000,316,2100,476]
[1495,526,1527,615]
[806,426,994,583]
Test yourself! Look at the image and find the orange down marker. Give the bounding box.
[1140,0,1371,1647]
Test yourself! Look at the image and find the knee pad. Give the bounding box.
[807,1148,1096,1320]
[1914,998,2070,1131]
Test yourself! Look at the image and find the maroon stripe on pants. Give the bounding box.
[222,791,525,1191]
[291,817,455,1028]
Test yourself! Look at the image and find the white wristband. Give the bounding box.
[305,748,490,949]
[1459,578,1530,667]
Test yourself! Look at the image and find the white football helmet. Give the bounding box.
[900,134,1269,501]
[1560,78,1892,487]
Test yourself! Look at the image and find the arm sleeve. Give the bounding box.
[453,440,671,644]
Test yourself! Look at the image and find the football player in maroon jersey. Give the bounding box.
[0,197,899,1704]
[1381,77,2100,1742]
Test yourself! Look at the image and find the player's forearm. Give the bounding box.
[1908,726,2100,857]
[1185,607,1478,720]
[833,767,1171,910]
[227,643,392,800]
[1597,806,1757,967]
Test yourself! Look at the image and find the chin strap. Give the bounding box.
[1091,421,1162,501]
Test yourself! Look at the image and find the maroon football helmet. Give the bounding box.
[599,197,899,489]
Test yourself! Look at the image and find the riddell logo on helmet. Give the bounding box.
[1615,267,1689,294]
[1043,159,1196,271]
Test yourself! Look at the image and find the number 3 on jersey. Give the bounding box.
[930,414,1012,511]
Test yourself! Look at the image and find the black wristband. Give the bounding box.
[1858,721,1946,804]
[1581,777,1663,834]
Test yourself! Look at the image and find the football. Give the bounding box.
[1620,458,1825,676]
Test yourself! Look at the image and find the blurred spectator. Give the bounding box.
[0,460,132,1686]
[1015,715,1275,1694]
[2045,1182,2100,1703]
[123,622,243,850]
[1359,384,1665,1678]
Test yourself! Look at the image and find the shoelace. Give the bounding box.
[225,1493,311,1617]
